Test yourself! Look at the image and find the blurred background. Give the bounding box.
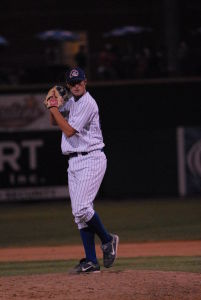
[1,0,201,202]
[1,0,201,83]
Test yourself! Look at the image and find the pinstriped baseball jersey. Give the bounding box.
[59,92,105,154]
[59,90,106,229]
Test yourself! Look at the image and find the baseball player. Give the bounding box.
[44,67,119,274]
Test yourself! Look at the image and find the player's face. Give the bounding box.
[67,80,87,98]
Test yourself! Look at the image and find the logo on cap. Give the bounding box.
[70,69,79,78]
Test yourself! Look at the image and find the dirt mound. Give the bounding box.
[1,270,201,300]
[1,241,201,299]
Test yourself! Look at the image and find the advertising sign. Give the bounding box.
[0,93,69,201]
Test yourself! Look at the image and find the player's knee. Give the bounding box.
[73,207,94,224]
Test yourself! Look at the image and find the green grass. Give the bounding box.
[0,198,201,247]
[0,256,200,277]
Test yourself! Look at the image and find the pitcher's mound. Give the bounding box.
[1,270,201,300]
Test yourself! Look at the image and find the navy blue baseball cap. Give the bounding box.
[66,67,86,83]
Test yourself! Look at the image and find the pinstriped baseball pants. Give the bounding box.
[67,150,107,229]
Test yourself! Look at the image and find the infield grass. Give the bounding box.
[0,256,200,277]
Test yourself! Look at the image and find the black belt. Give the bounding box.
[68,149,104,159]
[68,152,88,159]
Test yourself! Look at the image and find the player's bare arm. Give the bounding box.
[49,107,77,137]
[49,112,58,126]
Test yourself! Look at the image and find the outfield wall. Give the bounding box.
[0,78,201,201]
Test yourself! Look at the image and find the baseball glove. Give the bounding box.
[44,85,70,109]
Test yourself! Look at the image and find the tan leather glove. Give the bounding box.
[44,86,70,109]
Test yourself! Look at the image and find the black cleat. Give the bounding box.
[101,234,119,268]
[69,258,100,274]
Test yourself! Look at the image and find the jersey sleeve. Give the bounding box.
[68,99,95,132]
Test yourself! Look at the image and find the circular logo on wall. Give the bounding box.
[187,139,201,177]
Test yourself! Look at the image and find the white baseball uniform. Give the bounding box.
[59,91,107,229]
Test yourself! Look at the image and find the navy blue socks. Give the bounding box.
[86,212,112,244]
[80,212,112,263]
[80,227,97,264]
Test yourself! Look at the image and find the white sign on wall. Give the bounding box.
[0,93,69,202]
